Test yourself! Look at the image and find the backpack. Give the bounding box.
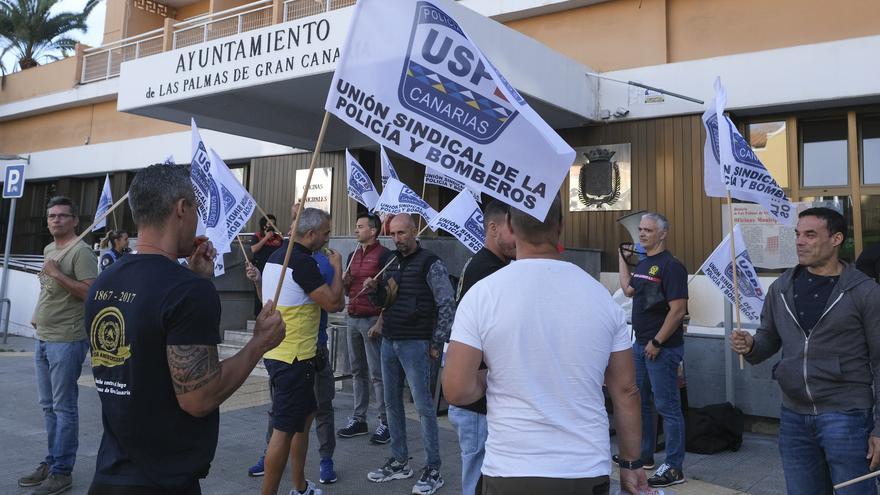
[685,402,743,454]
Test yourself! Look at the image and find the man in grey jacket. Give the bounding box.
[731,207,880,495]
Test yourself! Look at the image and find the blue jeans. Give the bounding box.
[633,342,685,471]
[448,405,487,495]
[35,339,89,475]
[779,407,877,495]
[381,338,441,468]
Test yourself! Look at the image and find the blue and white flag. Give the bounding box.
[326,0,575,221]
[373,177,437,224]
[346,149,380,209]
[427,189,484,253]
[699,224,765,321]
[208,149,257,250]
[380,146,399,189]
[190,119,229,276]
[703,78,795,226]
[92,174,113,232]
[424,167,481,203]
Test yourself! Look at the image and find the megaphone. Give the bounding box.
[618,210,647,266]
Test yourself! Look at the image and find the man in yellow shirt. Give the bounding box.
[260,207,344,495]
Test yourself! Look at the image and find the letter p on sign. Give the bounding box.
[3,164,26,199]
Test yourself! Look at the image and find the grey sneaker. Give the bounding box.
[17,462,49,487]
[367,457,413,483]
[32,473,72,495]
[412,466,444,495]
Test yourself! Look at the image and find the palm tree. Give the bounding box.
[0,0,99,71]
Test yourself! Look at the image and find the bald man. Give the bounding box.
[362,214,455,495]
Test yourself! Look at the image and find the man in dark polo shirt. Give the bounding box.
[618,212,688,488]
[447,200,515,495]
[85,164,285,495]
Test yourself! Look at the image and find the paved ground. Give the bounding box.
[2,335,786,495]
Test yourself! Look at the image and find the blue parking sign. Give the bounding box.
[3,164,25,199]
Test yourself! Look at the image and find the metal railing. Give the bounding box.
[283,0,356,22]
[81,29,164,83]
[173,0,274,50]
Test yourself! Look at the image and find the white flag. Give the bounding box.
[424,167,482,204]
[325,0,575,221]
[209,149,257,251]
[702,78,795,226]
[373,177,437,224]
[699,224,765,321]
[92,174,113,232]
[346,149,380,209]
[190,119,224,244]
[427,189,484,253]
[380,146,399,189]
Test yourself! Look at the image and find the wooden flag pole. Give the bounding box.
[350,223,430,300]
[237,236,261,293]
[416,180,428,233]
[111,209,118,231]
[834,470,880,490]
[727,191,745,370]
[272,112,332,303]
[51,193,129,264]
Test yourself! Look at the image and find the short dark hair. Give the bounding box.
[482,200,509,231]
[509,194,562,245]
[129,164,195,228]
[357,212,381,232]
[799,207,847,242]
[46,196,78,217]
[259,214,277,231]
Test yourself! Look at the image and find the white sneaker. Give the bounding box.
[290,480,322,495]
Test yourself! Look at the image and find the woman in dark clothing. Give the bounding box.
[99,230,129,272]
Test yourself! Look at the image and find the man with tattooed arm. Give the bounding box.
[84,164,285,495]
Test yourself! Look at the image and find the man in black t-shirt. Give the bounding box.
[618,212,688,488]
[85,164,285,495]
[448,200,516,495]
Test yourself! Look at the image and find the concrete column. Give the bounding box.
[162,17,174,51]
[272,0,284,24]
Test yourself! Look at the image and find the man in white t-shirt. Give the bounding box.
[443,195,648,495]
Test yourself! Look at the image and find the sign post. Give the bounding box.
[2,162,26,343]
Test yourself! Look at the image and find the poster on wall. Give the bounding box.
[568,143,631,212]
[295,167,333,213]
[721,201,830,269]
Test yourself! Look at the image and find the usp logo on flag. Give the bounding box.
[399,1,518,144]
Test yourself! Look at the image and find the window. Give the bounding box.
[801,119,848,187]
[748,121,788,188]
[861,116,880,184]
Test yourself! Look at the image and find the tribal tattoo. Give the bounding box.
[166,345,220,394]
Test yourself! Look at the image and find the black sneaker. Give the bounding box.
[370,421,390,444]
[648,463,685,487]
[337,418,368,438]
[612,454,655,470]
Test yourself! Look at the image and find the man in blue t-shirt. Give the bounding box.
[618,212,688,488]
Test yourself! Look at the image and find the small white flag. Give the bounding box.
[427,189,485,253]
[702,78,794,226]
[92,174,113,232]
[699,224,765,321]
[373,177,437,224]
[209,148,257,253]
[346,149,380,209]
[424,167,481,203]
[380,146,399,189]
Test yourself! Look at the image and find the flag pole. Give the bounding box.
[727,191,745,370]
[416,181,428,234]
[52,193,129,264]
[350,223,430,300]
[272,111,332,303]
[111,209,118,231]
[834,470,880,491]
[237,236,260,293]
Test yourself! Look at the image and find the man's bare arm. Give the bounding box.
[442,341,486,405]
[605,349,642,462]
[167,302,285,417]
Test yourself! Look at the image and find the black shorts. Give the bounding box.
[264,358,317,433]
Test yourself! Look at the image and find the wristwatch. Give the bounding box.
[651,338,662,348]
[615,457,644,470]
